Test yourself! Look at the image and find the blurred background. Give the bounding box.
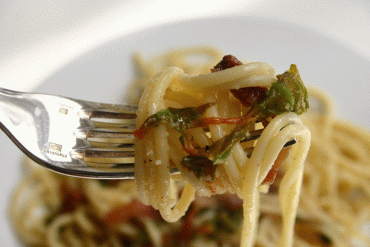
[1,1,370,246]
[1,0,370,91]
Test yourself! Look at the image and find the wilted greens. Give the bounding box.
[134,65,309,181]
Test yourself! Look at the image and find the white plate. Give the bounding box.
[1,16,370,246]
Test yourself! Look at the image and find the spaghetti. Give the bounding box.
[133,51,310,247]
[9,47,370,246]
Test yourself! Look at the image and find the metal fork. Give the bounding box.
[0,87,295,179]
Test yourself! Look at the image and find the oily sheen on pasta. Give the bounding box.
[134,53,311,247]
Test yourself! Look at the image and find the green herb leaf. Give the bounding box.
[211,123,251,164]
[134,103,215,139]
[257,64,309,117]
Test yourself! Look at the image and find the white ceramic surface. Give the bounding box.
[1,16,369,246]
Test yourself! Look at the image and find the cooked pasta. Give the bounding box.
[133,50,310,247]
[257,88,370,246]
[8,47,370,247]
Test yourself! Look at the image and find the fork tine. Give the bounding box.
[85,103,138,112]
[91,122,136,129]
[78,109,137,125]
[74,128,135,144]
[71,147,135,164]
[85,141,131,148]
[240,128,263,143]
[65,163,136,178]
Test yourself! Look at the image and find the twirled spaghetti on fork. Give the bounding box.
[134,54,311,247]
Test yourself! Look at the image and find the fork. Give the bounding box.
[0,87,295,179]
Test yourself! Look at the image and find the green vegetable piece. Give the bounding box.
[257,64,309,117]
[213,148,233,165]
[212,123,250,165]
[181,156,217,181]
[138,103,214,135]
